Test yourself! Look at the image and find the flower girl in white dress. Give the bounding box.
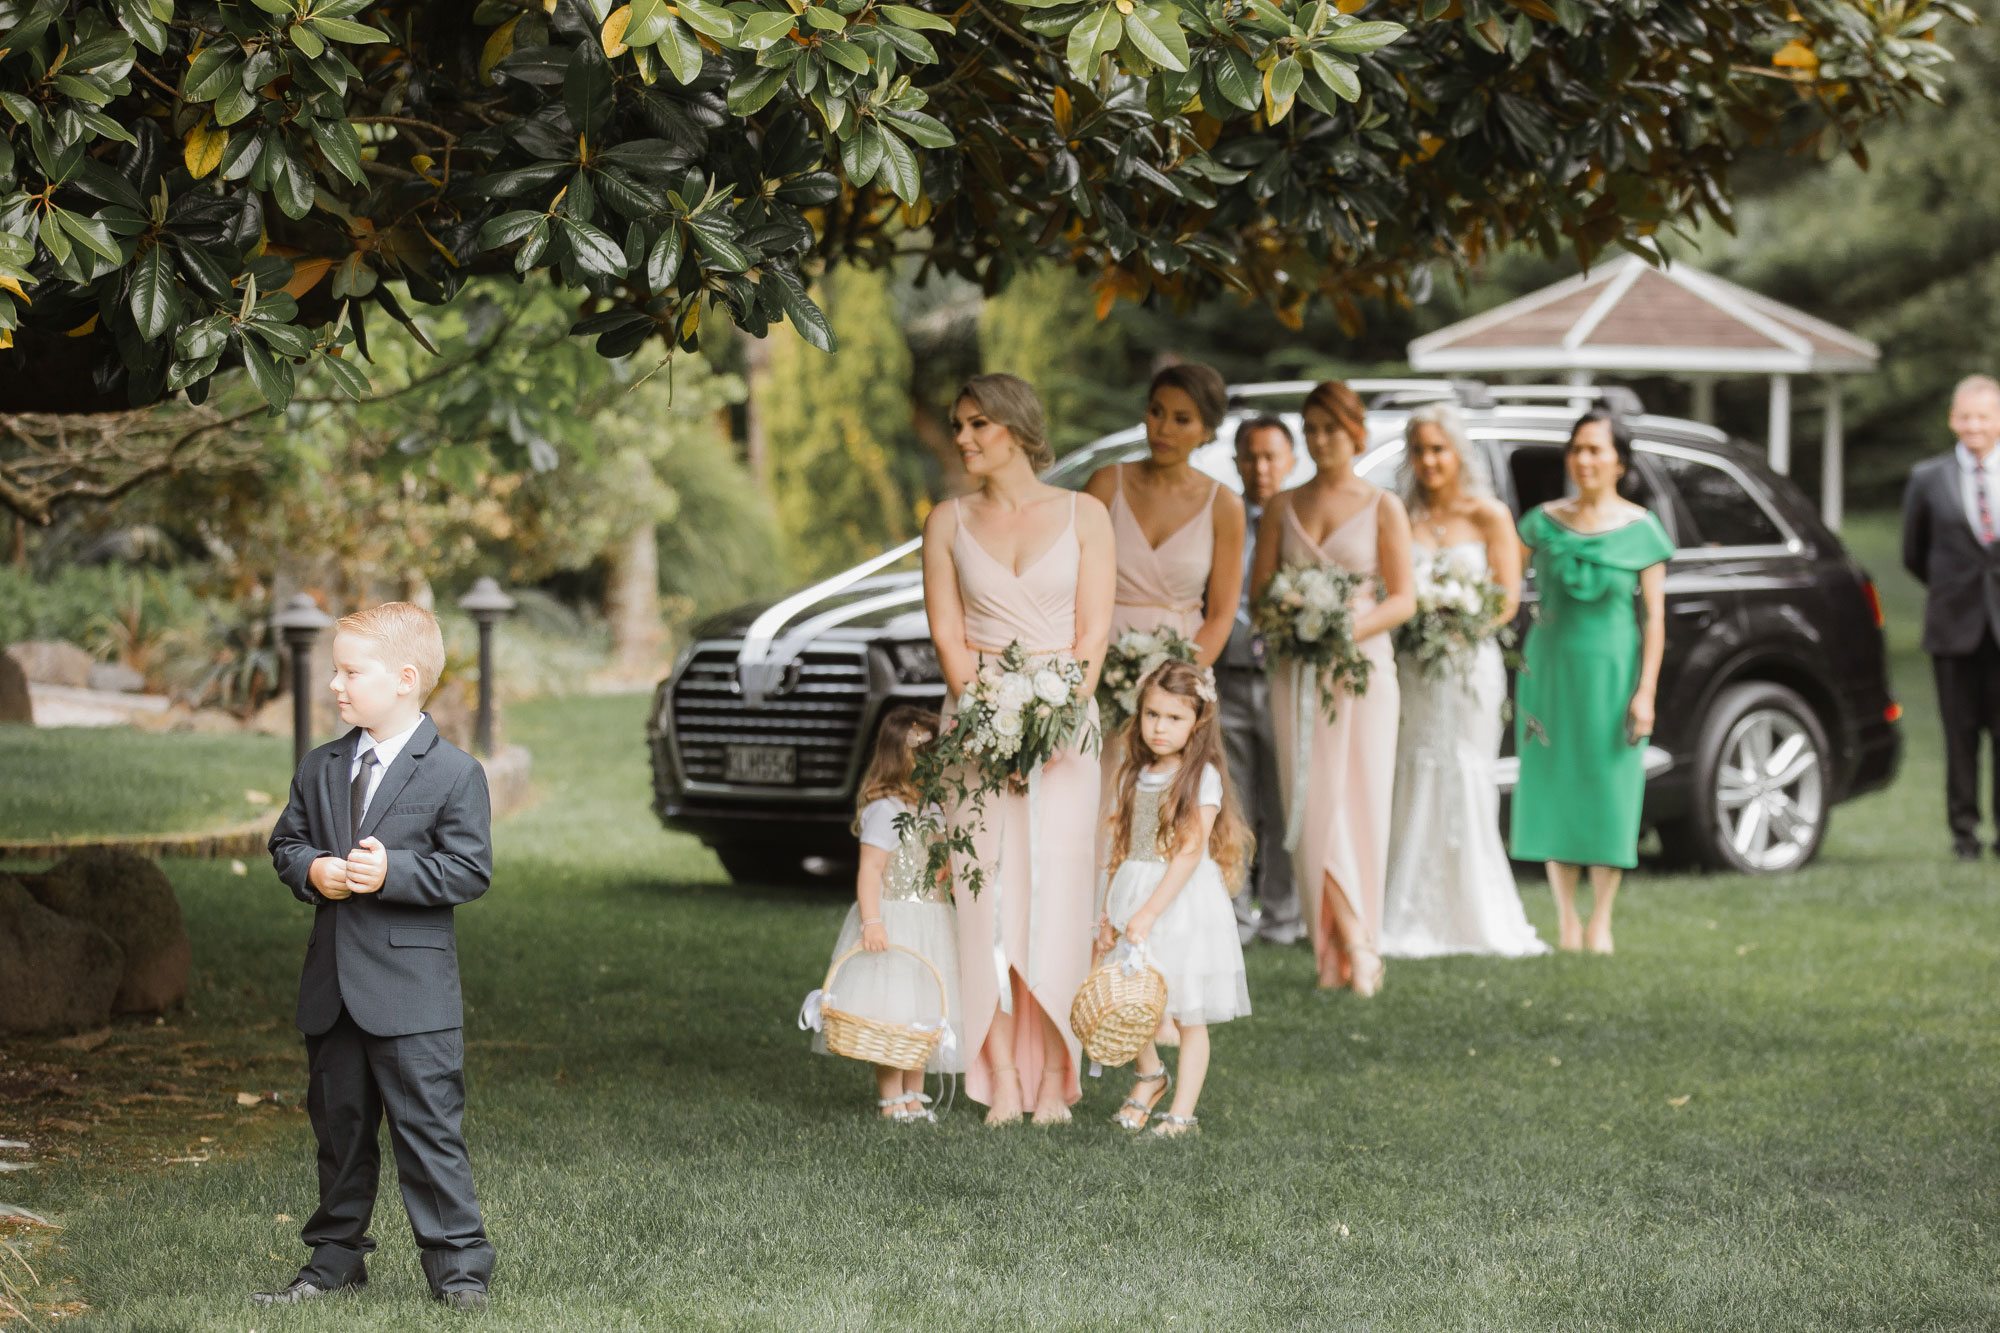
[1097,660,1251,1138]
[814,705,965,1121]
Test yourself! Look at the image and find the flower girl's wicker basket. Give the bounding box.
[1070,942,1169,1068]
[818,944,948,1072]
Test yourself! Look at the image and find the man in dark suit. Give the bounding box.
[1223,414,1301,944]
[258,602,496,1310]
[1903,374,2000,859]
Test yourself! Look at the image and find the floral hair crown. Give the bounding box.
[1193,668,1218,705]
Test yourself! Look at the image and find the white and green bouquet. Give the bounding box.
[1097,625,1199,731]
[899,641,1097,896]
[1395,548,1513,680]
[1252,563,1375,715]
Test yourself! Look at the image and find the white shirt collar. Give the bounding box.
[1957,441,1997,474]
[355,715,425,772]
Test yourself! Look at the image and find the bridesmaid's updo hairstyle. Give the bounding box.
[957,373,1052,472]
[1568,403,1640,500]
[1148,362,1229,439]
[1303,379,1369,450]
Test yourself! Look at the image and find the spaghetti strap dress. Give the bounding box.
[1109,465,1219,643]
[945,494,1101,1111]
[1101,466,1222,879]
[1509,505,1674,869]
[1268,491,1400,968]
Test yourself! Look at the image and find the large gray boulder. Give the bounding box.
[24,848,191,1014]
[0,874,123,1034]
[0,648,30,724]
[6,639,94,688]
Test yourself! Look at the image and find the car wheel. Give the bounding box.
[1673,681,1831,875]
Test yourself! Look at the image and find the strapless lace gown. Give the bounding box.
[1380,543,1548,959]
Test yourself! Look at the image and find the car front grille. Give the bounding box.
[669,645,870,792]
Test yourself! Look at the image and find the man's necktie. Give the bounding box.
[350,748,377,849]
[1977,463,1996,546]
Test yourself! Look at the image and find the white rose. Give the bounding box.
[1297,613,1325,643]
[996,673,1034,711]
[1032,668,1069,705]
[978,663,1003,689]
[992,708,1023,737]
[957,687,979,713]
[1456,586,1483,615]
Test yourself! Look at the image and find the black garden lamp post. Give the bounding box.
[273,594,334,769]
[456,577,515,758]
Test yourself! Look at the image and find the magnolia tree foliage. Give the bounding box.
[0,0,1975,436]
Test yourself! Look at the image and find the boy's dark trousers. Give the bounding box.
[268,715,497,1297]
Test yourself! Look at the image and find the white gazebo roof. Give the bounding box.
[1409,255,1879,377]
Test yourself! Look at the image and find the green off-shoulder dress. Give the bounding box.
[1509,506,1675,869]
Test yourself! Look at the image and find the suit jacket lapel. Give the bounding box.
[358,715,438,842]
[326,728,360,852]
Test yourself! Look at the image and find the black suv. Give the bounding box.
[648,380,1901,881]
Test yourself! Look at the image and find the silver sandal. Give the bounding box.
[1112,1067,1171,1132]
[1149,1113,1199,1139]
[878,1092,933,1124]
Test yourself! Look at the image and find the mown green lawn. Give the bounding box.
[5,511,1998,1331]
[0,726,292,841]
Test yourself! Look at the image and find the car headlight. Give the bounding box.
[890,641,943,683]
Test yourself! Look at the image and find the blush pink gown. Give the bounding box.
[1101,466,1221,874]
[945,495,1101,1111]
[1269,490,1400,971]
[1108,465,1218,643]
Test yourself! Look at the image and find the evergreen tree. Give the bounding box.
[763,269,923,579]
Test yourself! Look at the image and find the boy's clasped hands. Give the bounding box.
[309,837,388,901]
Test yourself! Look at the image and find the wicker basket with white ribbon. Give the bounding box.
[1070,940,1168,1068]
[800,944,950,1073]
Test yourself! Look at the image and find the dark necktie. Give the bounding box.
[1975,462,1996,546]
[350,748,377,849]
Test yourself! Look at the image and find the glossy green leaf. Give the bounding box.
[239,334,296,409]
[839,119,884,183]
[727,63,790,116]
[646,224,684,288]
[1318,19,1403,53]
[310,15,391,43]
[876,122,920,202]
[879,5,954,32]
[655,15,704,82]
[128,242,179,340]
[557,216,628,276]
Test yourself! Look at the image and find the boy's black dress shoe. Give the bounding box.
[440,1289,489,1311]
[250,1275,365,1305]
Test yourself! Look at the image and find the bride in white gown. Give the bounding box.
[1382,404,1548,959]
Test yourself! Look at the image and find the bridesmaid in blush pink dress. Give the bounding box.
[1083,363,1247,664]
[1251,380,1414,996]
[921,373,1115,1126]
[1084,365,1248,901]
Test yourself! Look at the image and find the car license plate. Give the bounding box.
[724,744,797,785]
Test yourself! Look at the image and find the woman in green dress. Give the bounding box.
[1511,406,1673,954]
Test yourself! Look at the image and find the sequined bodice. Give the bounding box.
[883,819,950,904]
[1126,783,1167,865]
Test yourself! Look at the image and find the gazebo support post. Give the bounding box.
[1821,376,1844,532]
[1768,373,1792,475]
[1690,376,1716,425]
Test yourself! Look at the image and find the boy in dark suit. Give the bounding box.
[258,602,496,1310]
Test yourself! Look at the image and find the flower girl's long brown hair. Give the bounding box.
[852,704,937,831]
[1105,660,1251,893]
